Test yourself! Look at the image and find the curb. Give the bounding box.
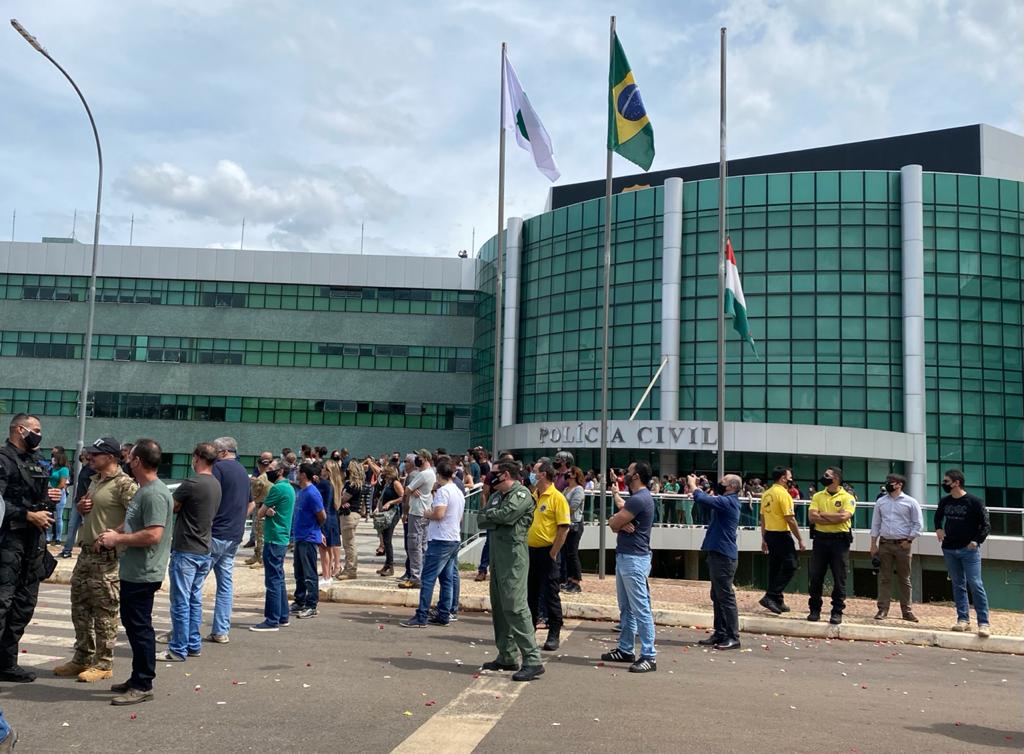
[323,584,1023,656]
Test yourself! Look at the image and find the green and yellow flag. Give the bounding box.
[608,32,654,171]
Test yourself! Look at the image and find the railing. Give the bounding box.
[580,491,1024,537]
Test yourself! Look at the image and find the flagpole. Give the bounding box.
[492,43,508,457]
[597,15,616,580]
[716,27,727,481]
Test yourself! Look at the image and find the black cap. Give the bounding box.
[88,437,121,456]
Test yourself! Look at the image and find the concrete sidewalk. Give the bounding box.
[45,536,1023,655]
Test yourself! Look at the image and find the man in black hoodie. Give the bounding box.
[935,468,991,637]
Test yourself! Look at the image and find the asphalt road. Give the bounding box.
[2,584,1021,753]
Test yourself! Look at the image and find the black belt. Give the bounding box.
[880,537,912,543]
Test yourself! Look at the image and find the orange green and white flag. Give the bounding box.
[725,237,757,355]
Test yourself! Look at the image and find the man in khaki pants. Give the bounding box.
[336,460,365,579]
[54,438,138,683]
[246,452,273,568]
[870,473,923,623]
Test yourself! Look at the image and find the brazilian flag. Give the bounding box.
[608,32,654,171]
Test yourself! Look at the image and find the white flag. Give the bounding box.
[502,50,560,182]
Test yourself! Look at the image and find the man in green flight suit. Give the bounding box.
[476,459,544,682]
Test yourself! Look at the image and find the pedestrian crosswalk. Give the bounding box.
[19,585,267,671]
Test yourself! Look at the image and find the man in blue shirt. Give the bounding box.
[291,463,326,620]
[869,473,923,623]
[602,461,657,673]
[204,437,254,644]
[687,473,742,650]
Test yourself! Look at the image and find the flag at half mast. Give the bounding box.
[502,50,560,182]
[608,31,654,170]
[725,237,757,354]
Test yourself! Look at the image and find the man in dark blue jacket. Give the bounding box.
[686,473,742,650]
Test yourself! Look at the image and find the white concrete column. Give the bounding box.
[900,165,928,499]
[660,177,684,422]
[500,217,523,427]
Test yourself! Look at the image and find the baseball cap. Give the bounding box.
[88,437,121,456]
[416,448,432,459]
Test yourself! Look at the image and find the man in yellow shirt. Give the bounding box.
[806,467,856,625]
[526,459,570,652]
[759,466,806,614]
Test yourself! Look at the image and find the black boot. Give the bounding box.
[512,664,545,682]
[543,632,560,651]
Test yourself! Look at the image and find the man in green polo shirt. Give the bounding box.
[250,459,295,631]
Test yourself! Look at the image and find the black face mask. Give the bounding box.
[885,482,898,493]
[414,457,424,468]
[715,482,727,494]
[941,482,953,494]
[22,429,42,451]
[266,469,281,483]
[819,475,832,487]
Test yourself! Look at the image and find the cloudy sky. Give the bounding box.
[1,0,1020,257]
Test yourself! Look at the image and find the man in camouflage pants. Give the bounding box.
[53,438,138,683]
[246,452,273,568]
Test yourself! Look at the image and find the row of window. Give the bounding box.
[0,388,472,430]
[0,331,473,373]
[0,274,477,316]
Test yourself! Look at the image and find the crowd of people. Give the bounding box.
[0,411,998,743]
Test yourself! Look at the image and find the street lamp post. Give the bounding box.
[11,19,104,479]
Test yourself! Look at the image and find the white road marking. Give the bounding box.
[16,652,63,667]
[18,633,76,649]
[390,620,580,754]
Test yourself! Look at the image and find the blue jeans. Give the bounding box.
[262,543,288,626]
[414,539,461,623]
[615,552,656,658]
[208,537,239,636]
[293,541,319,609]
[942,546,990,625]
[168,551,212,657]
[0,705,9,743]
[63,506,83,554]
[52,489,66,542]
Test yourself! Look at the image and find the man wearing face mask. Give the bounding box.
[758,466,806,615]
[806,467,856,625]
[476,459,544,682]
[525,459,570,651]
[54,437,139,684]
[0,413,62,683]
[869,473,923,623]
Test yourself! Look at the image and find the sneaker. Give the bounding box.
[54,660,89,678]
[297,607,318,619]
[563,582,582,594]
[428,607,457,623]
[951,621,970,632]
[427,616,450,627]
[377,566,394,577]
[0,728,17,752]
[628,656,657,673]
[318,578,333,588]
[289,603,302,614]
[0,666,36,683]
[474,571,488,582]
[397,580,420,590]
[978,624,991,637]
[187,649,202,658]
[829,612,843,625]
[600,648,636,663]
[400,619,426,628]
[278,620,290,628]
[249,622,280,632]
[78,667,114,682]
[758,596,783,615]
[111,687,154,706]
[60,550,73,558]
[160,651,186,663]
[337,571,357,581]
[205,633,229,644]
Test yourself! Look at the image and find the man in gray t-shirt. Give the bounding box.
[164,444,221,662]
[399,449,436,589]
[94,438,173,705]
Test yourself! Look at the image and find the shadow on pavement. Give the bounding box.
[371,656,481,676]
[0,683,112,704]
[906,723,1020,748]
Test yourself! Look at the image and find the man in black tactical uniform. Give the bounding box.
[0,413,60,683]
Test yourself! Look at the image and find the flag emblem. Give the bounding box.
[608,32,654,171]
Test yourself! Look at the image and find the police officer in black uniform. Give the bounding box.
[0,412,59,683]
